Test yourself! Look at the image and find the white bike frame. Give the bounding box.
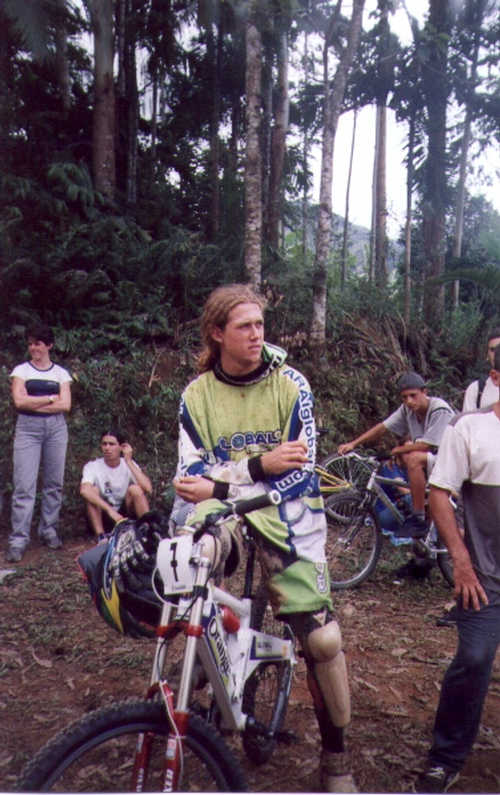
[136,523,296,791]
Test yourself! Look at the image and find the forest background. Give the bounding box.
[0,0,500,531]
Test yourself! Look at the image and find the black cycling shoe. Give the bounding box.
[392,558,433,581]
[399,513,428,538]
[436,605,459,627]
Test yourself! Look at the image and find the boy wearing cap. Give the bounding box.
[338,373,455,538]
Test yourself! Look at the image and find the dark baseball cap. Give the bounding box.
[397,372,426,391]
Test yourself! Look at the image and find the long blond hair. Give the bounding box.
[198,284,267,373]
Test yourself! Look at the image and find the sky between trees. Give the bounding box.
[309,0,500,237]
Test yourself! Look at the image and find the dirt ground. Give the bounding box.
[1,530,500,794]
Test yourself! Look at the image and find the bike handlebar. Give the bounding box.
[232,490,282,515]
[197,491,282,534]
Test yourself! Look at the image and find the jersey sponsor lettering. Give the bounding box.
[217,429,281,452]
[315,561,328,594]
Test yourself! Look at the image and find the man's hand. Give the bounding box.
[174,475,215,503]
[260,441,308,475]
[453,555,489,610]
[337,442,355,456]
[108,507,125,524]
[121,442,133,462]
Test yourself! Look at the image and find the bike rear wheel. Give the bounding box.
[18,700,246,792]
[241,584,294,765]
[324,492,382,589]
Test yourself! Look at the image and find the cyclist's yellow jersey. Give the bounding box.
[173,343,328,566]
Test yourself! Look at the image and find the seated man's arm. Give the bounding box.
[80,481,124,523]
[121,443,153,495]
[338,422,387,455]
[391,439,433,455]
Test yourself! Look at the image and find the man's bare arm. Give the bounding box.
[429,485,488,610]
[338,422,387,456]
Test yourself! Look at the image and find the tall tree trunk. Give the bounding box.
[340,109,357,289]
[116,0,138,208]
[244,6,263,289]
[54,0,70,111]
[207,10,223,241]
[126,0,138,207]
[261,51,273,234]
[422,0,451,326]
[89,0,116,200]
[374,102,388,286]
[310,0,365,347]
[403,114,415,333]
[452,0,485,307]
[369,108,378,283]
[150,70,158,163]
[301,28,310,262]
[267,31,289,252]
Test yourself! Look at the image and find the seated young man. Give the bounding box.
[338,372,455,538]
[80,430,152,539]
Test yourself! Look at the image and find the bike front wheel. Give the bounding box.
[241,583,294,765]
[324,492,382,589]
[316,452,374,497]
[18,700,246,792]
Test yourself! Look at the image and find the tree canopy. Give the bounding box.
[1,0,499,355]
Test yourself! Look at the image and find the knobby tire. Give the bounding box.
[18,699,246,792]
[324,492,382,589]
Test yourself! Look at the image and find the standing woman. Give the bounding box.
[6,325,72,563]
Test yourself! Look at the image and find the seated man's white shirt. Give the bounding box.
[81,458,139,510]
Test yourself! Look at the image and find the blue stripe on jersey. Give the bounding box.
[179,400,205,451]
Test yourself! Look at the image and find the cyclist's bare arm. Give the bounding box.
[429,485,488,610]
[337,422,386,456]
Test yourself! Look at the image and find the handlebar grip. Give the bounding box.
[232,490,281,515]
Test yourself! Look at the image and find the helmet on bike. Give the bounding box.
[78,512,171,639]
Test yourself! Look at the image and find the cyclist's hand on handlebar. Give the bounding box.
[174,475,215,503]
[261,441,308,474]
[337,442,355,456]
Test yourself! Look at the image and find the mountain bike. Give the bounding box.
[321,452,455,590]
[316,448,375,497]
[18,492,296,792]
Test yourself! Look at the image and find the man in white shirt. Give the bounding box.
[414,345,500,793]
[462,327,500,411]
[80,430,152,539]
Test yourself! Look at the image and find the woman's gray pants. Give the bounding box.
[9,413,68,551]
